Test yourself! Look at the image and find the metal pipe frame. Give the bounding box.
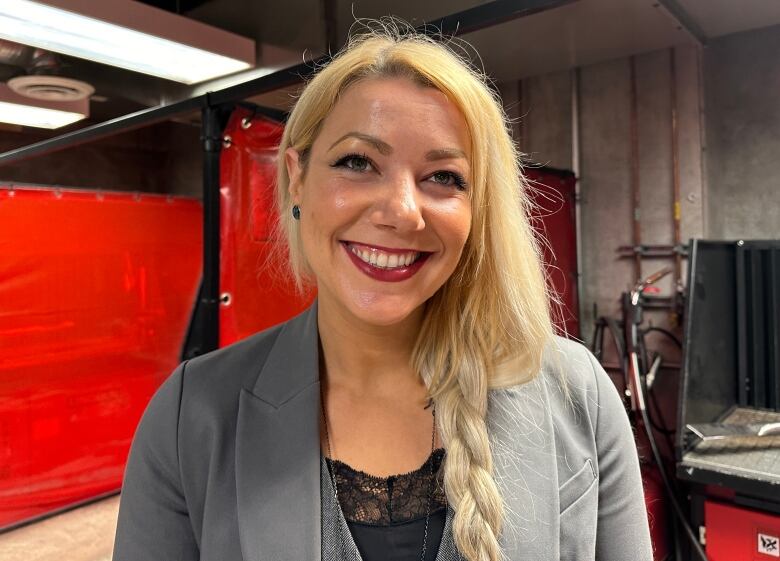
[670,48,683,294]
[629,56,642,283]
[0,61,314,167]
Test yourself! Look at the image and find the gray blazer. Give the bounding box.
[113,303,653,561]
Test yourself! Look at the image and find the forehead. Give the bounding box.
[316,76,471,153]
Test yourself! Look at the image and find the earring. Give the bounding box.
[292,205,301,220]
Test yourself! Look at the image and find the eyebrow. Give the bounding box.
[425,148,467,162]
[329,131,467,162]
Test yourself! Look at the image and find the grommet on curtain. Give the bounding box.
[292,205,301,220]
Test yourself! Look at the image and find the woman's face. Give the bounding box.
[286,76,472,327]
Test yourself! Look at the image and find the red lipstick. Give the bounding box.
[342,242,430,283]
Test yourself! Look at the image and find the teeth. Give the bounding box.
[350,245,420,269]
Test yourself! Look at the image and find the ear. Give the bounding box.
[285,147,304,204]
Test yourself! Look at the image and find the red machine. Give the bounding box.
[706,501,780,560]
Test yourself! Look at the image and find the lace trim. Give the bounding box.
[326,448,447,525]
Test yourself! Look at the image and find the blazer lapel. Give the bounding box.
[488,372,560,561]
[235,303,322,561]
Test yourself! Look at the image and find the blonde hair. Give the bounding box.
[276,20,554,561]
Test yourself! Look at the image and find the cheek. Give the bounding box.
[298,181,362,257]
[332,189,350,211]
[436,201,472,254]
[302,178,355,216]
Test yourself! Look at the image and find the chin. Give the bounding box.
[347,291,425,327]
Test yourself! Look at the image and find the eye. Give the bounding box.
[429,170,468,191]
[331,153,373,173]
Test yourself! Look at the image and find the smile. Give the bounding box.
[349,244,420,269]
[342,241,431,282]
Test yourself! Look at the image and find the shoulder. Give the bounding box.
[490,335,600,400]
[128,323,287,454]
[138,322,286,425]
[541,335,601,394]
[489,335,622,441]
[183,322,285,395]
[173,319,298,428]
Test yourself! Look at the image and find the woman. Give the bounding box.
[113,24,653,561]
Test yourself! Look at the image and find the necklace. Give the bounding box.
[320,390,438,561]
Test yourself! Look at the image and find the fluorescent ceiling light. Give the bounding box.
[0,83,88,128]
[0,101,85,128]
[0,0,256,84]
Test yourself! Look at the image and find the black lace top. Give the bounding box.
[326,448,448,561]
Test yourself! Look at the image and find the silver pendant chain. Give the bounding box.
[320,389,437,561]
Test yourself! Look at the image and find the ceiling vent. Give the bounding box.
[7,75,94,102]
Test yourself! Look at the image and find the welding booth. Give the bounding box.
[0,106,324,528]
[1,4,779,561]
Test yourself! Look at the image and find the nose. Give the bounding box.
[369,172,425,232]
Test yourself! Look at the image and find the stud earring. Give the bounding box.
[292,205,301,220]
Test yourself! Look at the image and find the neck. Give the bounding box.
[317,297,425,395]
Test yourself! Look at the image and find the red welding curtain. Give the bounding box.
[219,107,314,347]
[0,187,201,529]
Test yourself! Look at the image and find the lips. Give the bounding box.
[342,241,431,282]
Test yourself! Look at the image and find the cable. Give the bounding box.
[639,328,680,445]
[591,318,606,361]
[631,353,709,561]
[643,354,676,437]
[593,308,700,559]
[643,326,683,348]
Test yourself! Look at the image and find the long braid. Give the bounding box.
[418,284,506,561]
[437,374,504,561]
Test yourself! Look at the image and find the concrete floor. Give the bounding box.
[0,496,119,561]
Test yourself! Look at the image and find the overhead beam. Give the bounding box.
[655,0,708,46]
[0,94,203,165]
[425,0,577,36]
[0,60,312,166]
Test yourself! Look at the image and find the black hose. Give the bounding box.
[639,329,680,443]
[643,326,683,348]
[633,356,709,561]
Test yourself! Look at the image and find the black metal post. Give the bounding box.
[181,100,231,359]
[201,102,223,353]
